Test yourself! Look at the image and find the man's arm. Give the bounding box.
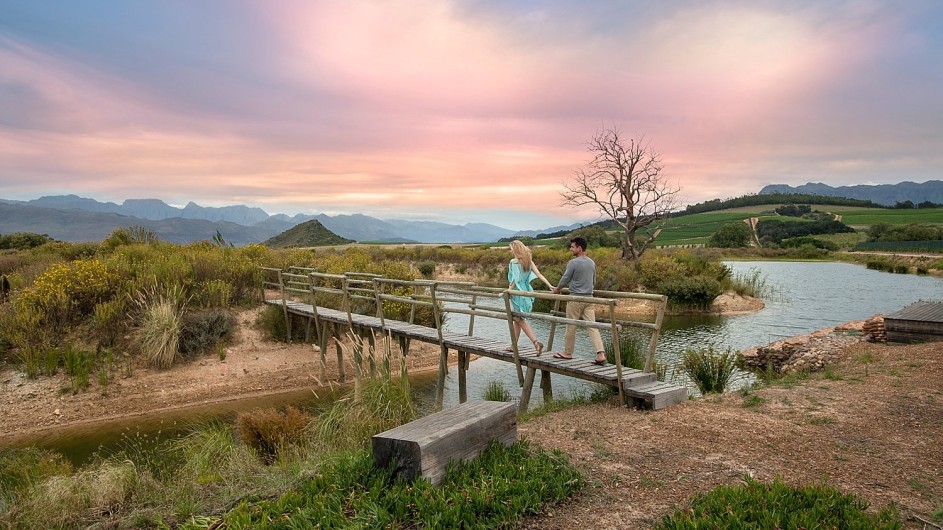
[553,261,575,293]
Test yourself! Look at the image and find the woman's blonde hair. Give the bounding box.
[509,240,532,271]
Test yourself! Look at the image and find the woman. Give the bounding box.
[506,240,554,356]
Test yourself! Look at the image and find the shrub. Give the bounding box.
[780,236,838,251]
[417,261,435,278]
[195,279,231,309]
[603,331,646,370]
[18,259,118,321]
[637,251,686,292]
[0,232,54,250]
[256,304,307,343]
[63,346,93,391]
[707,222,752,248]
[657,477,900,529]
[235,406,312,464]
[482,380,512,402]
[681,346,737,395]
[92,297,127,351]
[179,309,234,356]
[596,261,639,291]
[660,275,723,311]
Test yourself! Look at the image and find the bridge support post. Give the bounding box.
[318,321,329,382]
[518,366,537,414]
[540,370,553,402]
[435,345,448,409]
[458,351,467,403]
[333,324,345,383]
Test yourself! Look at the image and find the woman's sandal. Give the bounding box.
[533,341,544,356]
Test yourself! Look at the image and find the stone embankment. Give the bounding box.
[739,315,886,373]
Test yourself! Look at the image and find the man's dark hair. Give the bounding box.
[570,237,588,251]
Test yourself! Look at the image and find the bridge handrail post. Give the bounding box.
[645,294,668,372]
[278,269,290,342]
[304,271,321,346]
[547,298,560,351]
[467,293,477,336]
[608,299,626,404]
[429,282,447,408]
[501,291,525,386]
[371,277,394,367]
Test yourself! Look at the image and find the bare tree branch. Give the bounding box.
[561,127,681,260]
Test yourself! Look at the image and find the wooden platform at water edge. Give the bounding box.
[261,268,688,412]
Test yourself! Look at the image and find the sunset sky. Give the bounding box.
[1,1,942,230]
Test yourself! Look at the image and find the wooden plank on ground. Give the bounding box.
[372,401,518,485]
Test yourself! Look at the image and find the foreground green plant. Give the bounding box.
[657,476,900,529]
[681,346,737,395]
[187,440,584,529]
[482,380,512,402]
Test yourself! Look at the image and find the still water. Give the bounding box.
[12,261,943,465]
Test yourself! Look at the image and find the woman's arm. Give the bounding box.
[531,262,554,290]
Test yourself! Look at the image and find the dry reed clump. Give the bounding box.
[133,285,187,369]
[13,460,139,528]
[235,406,312,464]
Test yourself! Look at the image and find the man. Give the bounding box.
[552,237,606,365]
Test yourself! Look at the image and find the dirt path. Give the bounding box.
[0,307,443,444]
[519,340,943,528]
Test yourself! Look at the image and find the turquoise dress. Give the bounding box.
[508,259,538,313]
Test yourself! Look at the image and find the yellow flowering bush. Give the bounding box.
[18,259,118,320]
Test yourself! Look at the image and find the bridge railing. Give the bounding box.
[262,268,667,405]
[500,288,664,405]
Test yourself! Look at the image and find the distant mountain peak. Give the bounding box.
[759,180,943,206]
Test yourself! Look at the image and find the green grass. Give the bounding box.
[184,440,584,529]
[657,476,901,529]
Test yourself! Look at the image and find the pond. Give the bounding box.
[426,260,943,405]
[10,260,943,466]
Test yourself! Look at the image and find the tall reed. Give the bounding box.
[681,346,737,395]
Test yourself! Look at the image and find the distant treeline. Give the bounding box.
[674,193,884,217]
[0,232,54,250]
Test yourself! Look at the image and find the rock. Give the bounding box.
[53,408,60,416]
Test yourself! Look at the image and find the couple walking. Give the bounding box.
[506,237,607,365]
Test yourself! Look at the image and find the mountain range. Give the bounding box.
[0,195,585,245]
[759,180,943,206]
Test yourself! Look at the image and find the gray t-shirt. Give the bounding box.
[558,255,596,296]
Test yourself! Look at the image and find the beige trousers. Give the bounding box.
[564,300,605,355]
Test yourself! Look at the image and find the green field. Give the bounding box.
[654,206,943,247]
[826,206,943,226]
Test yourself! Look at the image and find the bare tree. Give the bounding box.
[562,128,680,260]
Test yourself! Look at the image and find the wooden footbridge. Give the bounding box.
[260,267,688,412]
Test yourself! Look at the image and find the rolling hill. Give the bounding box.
[262,220,353,248]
